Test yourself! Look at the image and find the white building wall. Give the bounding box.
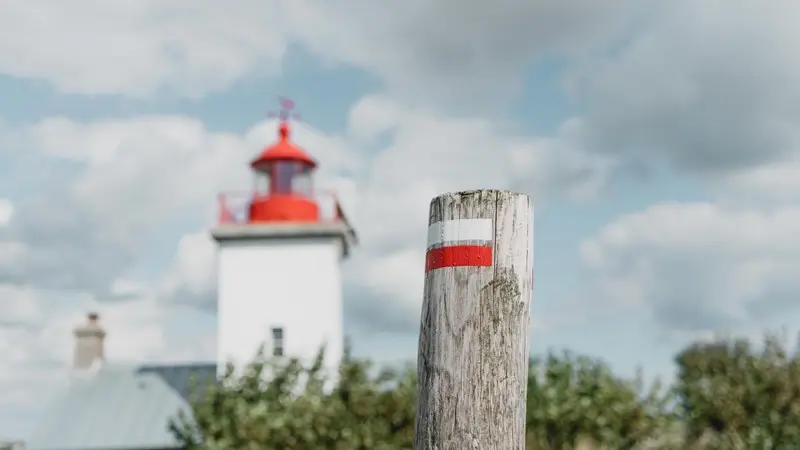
[216,236,344,375]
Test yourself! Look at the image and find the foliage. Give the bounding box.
[169,344,416,450]
[525,352,673,449]
[171,332,800,449]
[675,332,800,449]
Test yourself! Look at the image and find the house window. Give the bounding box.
[271,326,284,357]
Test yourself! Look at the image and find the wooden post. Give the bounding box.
[414,189,534,450]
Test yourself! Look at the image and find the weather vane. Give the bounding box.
[268,96,302,123]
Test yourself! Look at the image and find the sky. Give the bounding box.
[2,0,800,440]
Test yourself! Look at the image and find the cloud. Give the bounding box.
[0,115,354,295]
[580,202,800,334]
[712,159,800,206]
[345,247,426,333]
[287,0,638,107]
[562,1,800,331]
[4,0,799,436]
[0,285,43,329]
[569,0,800,175]
[0,0,288,98]
[0,94,609,437]
[0,283,207,437]
[0,198,12,226]
[0,0,639,102]
[0,117,242,292]
[146,96,610,332]
[158,231,217,311]
[0,94,609,339]
[340,95,610,330]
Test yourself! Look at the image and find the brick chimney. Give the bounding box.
[73,312,106,370]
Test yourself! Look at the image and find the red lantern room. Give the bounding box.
[247,121,320,223]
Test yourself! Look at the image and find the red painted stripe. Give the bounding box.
[425,245,493,272]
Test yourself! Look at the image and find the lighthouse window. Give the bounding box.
[272,161,296,194]
[292,168,313,197]
[271,326,284,357]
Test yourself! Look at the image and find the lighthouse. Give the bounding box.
[211,103,356,375]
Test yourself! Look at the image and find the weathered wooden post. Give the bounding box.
[414,189,534,449]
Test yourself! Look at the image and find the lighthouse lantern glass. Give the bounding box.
[292,166,314,197]
[254,160,314,197]
[272,161,295,194]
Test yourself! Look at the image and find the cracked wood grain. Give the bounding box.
[414,190,534,450]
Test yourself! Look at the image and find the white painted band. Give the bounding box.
[427,219,493,247]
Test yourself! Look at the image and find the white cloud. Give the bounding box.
[2,0,799,438]
[158,231,217,310]
[62,298,170,363]
[0,198,12,226]
[136,96,609,332]
[0,0,639,101]
[345,95,611,245]
[345,247,427,332]
[0,93,609,351]
[339,96,610,328]
[580,202,800,334]
[0,115,354,294]
[712,159,800,206]
[562,1,800,335]
[0,284,199,437]
[569,0,800,175]
[0,285,42,327]
[0,98,607,436]
[287,0,639,106]
[0,288,174,376]
[0,0,288,98]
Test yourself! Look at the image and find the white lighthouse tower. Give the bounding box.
[211,103,356,375]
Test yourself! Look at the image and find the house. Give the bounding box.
[27,314,216,450]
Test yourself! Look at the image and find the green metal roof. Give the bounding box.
[28,363,216,450]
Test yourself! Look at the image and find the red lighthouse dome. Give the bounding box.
[247,121,320,223]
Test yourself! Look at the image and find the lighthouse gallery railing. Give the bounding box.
[216,190,350,226]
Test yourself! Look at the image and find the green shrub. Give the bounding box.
[169,345,415,450]
[525,351,673,449]
[675,332,800,449]
[171,332,800,449]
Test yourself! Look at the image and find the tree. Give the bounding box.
[171,345,676,450]
[674,332,800,449]
[174,333,800,449]
[169,345,416,450]
[524,351,674,449]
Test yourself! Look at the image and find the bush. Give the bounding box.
[171,332,800,449]
[675,332,800,449]
[169,345,416,450]
[525,352,673,449]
